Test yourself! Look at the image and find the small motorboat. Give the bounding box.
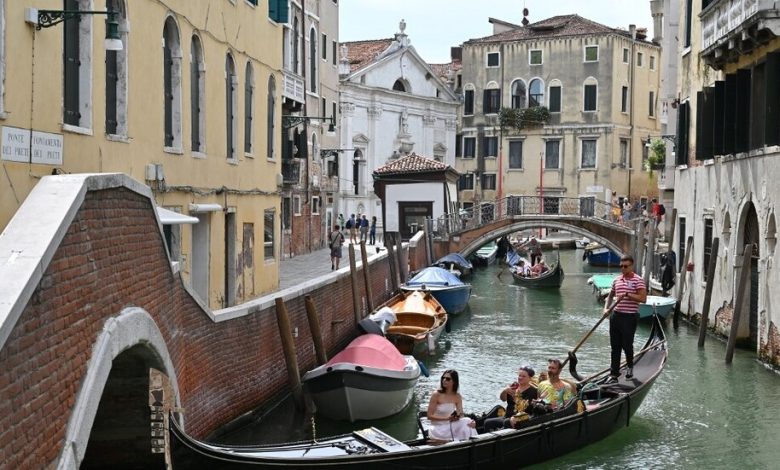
[382,291,448,357]
[574,237,591,249]
[510,252,565,288]
[473,241,498,266]
[583,242,621,267]
[401,267,472,315]
[302,334,420,422]
[639,295,677,320]
[433,253,473,278]
[587,273,618,301]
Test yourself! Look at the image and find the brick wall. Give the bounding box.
[0,188,399,467]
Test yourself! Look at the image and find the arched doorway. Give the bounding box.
[737,202,760,351]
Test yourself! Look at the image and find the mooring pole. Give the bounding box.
[726,244,754,364]
[360,242,374,312]
[674,236,694,329]
[643,219,657,286]
[385,233,399,291]
[348,244,362,323]
[304,295,327,365]
[395,232,407,283]
[274,297,303,409]
[697,238,720,347]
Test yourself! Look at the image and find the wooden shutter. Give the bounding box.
[764,53,780,146]
[191,56,201,150]
[244,81,253,154]
[483,90,489,114]
[724,74,737,155]
[750,62,766,149]
[63,0,80,126]
[735,68,751,153]
[105,50,118,134]
[675,102,688,165]
[712,81,725,156]
[163,39,174,147]
[696,88,714,160]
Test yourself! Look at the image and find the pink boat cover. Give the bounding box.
[325,334,407,371]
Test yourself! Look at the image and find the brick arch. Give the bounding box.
[59,307,179,469]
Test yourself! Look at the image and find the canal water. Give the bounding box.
[218,249,780,468]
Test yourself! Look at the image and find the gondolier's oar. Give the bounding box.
[561,298,620,369]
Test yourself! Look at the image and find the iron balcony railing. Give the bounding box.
[281,160,300,185]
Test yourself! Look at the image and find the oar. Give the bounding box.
[561,298,620,368]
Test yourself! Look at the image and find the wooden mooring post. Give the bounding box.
[673,236,694,329]
[360,242,374,313]
[643,219,657,286]
[385,233,400,291]
[274,297,303,409]
[697,238,719,347]
[348,244,362,324]
[395,232,407,283]
[726,243,754,364]
[304,295,327,365]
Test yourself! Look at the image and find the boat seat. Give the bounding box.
[387,325,430,335]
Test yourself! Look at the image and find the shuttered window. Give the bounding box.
[676,101,689,165]
[584,84,597,111]
[464,89,474,115]
[483,88,501,114]
[191,37,204,152]
[163,24,174,147]
[548,86,561,113]
[226,55,236,160]
[64,0,81,126]
[509,141,523,169]
[244,64,254,154]
[267,76,276,160]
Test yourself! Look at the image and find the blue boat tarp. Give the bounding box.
[434,253,473,270]
[406,267,464,287]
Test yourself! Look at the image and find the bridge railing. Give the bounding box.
[435,196,620,238]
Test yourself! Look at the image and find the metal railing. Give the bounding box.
[281,160,300,184]
[434,196,621,237]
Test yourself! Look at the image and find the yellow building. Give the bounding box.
[0,0,284,308]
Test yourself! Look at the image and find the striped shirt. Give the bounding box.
[611,272,645,314]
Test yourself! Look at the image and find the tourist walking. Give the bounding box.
[338,213,345,230]
[359,215,369,243]
[604,255,647,380]
[328,225,344,270]
[346,214,357,244]
[369,216,377,245]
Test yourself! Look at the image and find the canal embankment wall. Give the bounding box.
[0,174,413,468]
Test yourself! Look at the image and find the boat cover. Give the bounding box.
[405,267,464,287]
[434,253,473,269]
[325,334,407,371]
[589,274,618,290]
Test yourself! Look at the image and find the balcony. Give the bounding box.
[657,165,676,191]
[282,70,305,104]
[281,160,300,185]
[700,0,780,69]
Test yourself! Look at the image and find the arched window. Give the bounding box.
[393,79,407,92]
[483,81,501,114]
[529,78,544,108]
[105,0,128,136]
[163,17,182,149]
[353,149,363,195]
[309,27,317,92]
[190,35,205,153]
[64,0,93,129]
[510,79,526,109]
[225,54,237,160]
[244,62,254,154]
[293,16,300,74]
[267,75,276,160]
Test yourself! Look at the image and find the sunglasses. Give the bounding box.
[441,376,453,381]
[619,264,631,268]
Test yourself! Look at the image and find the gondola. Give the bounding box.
[169,317,668,469]
[511,252,565,288]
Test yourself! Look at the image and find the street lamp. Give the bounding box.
[27,6,123,51]
[282,115,336,136]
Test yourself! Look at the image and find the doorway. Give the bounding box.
[398,202,432,240]
[224,211,236,307]
[191,213,210,304]
[738,202,760,350]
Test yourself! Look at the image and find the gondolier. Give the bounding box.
[604,255,647,381]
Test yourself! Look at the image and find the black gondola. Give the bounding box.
[511,252,565,289]
[169,317,667,469]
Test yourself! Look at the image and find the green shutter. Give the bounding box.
[270,0,289,23]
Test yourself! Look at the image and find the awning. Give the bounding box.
[188,203,223,213]
[156,207,199,225]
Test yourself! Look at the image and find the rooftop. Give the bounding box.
[373,153,449,176]
[341,38,394,72]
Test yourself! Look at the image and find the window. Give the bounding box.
[511,79,527,109]
[509,141,523,169]
[282,197,291,229]
[642,138,649,168]
[684,0,693,48]
[703,218,713,282]
[621,86,628,113]
[264,209,275,260]
[293,195,302,215]
[580,139,597,168]
[458,173,474,190]
[309,28,317,92]
[548,85,561,113]
[64,0,93,129]
[584,45,598,62]
[584,82,597,112]
[267,76,276,159]
[322,33,327,60]
[620,139,629,167]
[637,52,643,67]
[191,36,206,153]
[529,79,544,107]
[455,133,462,157]
[529,49,542,65]
[545,140,560,169]
[649,91,656,117]
[162,17,183,149]
[463,137,476,158]
[353,149,363,195]
[483,85,501,114]
[487,52,500,67]
[623,47,630,63]
[332,40,337,65]
[292,16,300,74]
[269,0,290,22]
[464,87,475,115]
[244,63,254,154]
[332,102,337,122]
[393,79,407,92]
[312,196,320,215]
[482,173,497,190]
[225,54,237,160]
[105,0,127,136]
[650,55,655,70]
[678,217,687,271]
[483,136,498,157]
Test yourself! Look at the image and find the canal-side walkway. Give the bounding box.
[278,241,386,290]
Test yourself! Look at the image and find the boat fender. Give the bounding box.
[417,360,430,377]
[426,333,436,354]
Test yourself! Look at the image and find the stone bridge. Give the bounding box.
[431,196,637,260]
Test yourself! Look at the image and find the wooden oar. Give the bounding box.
[561,298,619,368]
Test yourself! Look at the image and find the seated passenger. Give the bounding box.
[537,359,575,409]
[483,366,539,432]
[530,260,548,276]
[426,370,478,442]
[512,259,531,276]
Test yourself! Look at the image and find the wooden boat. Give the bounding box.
[382,291,448,357]
[511,253,565,288]
[401,267,472,315]
[583,242,621,267]
[473,241,498,266]
[587,273,618,301]
[639,295,677,320]
[301,334,420,422]
[169,317,668,469]
[433,253,473,278]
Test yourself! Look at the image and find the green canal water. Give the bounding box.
[218,250,780,468]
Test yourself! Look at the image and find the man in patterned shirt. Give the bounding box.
[604,255,647,381]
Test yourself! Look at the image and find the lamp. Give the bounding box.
[282,114,336,135]
[31,6,123,51]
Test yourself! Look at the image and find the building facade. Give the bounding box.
[338,21,460,233]
[280,0,340,258]
[454,14,661,212]
[0,0,284,309]
[672,0,780,366]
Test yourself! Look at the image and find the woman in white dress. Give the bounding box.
[426,370,477,442]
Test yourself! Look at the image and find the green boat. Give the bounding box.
[587,273,618,301]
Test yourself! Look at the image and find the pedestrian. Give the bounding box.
[346,214,357,244]
[338,213,345,230]
[622,199,631,224]
[369,216,377,245]
[610,191,620,223]
[359,214,369,243]
[603,255,647,381]
[328,224,344,270]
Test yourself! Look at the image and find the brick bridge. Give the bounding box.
[431,196,637,260]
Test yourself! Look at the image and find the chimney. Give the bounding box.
[450,46,462,62]
[338,44,351,78]
[629,24,637,40]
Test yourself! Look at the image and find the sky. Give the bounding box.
[339,0,656,64]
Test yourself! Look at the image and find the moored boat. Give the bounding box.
[639,295,676,320]
[301,334,420,422]
[511,252,565,289]
[583,242,621,267]
[587,273,618,301]
[433,253,473,278]
[400,267,472,315]
[169,318,668,469]
[382,291,448,356]
[473,241,498,266]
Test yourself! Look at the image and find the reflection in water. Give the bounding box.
[217,250,780,468]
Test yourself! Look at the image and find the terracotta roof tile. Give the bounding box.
[342,38,394,72]
[466,14,636,44]
[374,153,449,176]
[429,60,462,81]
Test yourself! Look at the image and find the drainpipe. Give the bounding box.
[628,24,637,201]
